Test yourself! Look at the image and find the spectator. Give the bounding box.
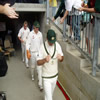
[52,0,65,22]
[60,0,82,24]
[79,0,100,13]
[52,0,73,39]
[79,0,100,54]
[49,0,58,17]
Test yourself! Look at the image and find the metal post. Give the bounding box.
[46,0,49,24]
[92,17,99,76]
[63,18,66,40]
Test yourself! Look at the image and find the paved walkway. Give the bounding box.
[0,50,66,100]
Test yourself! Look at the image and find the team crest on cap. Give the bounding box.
[51,37,55,40]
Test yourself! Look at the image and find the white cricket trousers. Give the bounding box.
[29,52,42,86]
[21,43,28,65]
[43,76,58,100]
[37,66,43,87]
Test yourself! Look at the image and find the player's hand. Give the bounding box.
[21,40,24,43]
[3,3,19,19]
[78,7,83,11]
[60,17,64,24]
[52,17,55,22]
[27,50,31,59]
[57,54,62,61]
[45,55,51,62]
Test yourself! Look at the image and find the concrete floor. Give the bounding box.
[0,50,66,100]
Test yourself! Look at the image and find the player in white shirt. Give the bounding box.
[26,21,43,91]
[37,29,64,100]
[18,21,30,68]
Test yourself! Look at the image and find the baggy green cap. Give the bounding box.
[33,21,40,28]
[47,29,56,44]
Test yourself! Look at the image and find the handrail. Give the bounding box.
[47,18,63,34]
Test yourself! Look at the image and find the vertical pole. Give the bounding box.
[47,0,49,24]
[92,17,99,76]
[63,18,66,40]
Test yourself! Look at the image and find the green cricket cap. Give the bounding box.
[33,21,40,28]
[47,29,56,44]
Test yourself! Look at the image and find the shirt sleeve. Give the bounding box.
[26,33,31,50]
[18,28,22,38]
[56,42,64,56]
[27,28,30,38]
[40,33,43,45]
[65,0,74,11]
[28,28,30,34]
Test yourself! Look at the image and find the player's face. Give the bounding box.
[24,24,27,30]
[34,27,39,33]
[48,41,54,46]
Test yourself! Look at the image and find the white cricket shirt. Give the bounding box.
[37,41,64,77]
[18,27,30,43]
[26,30,43,52]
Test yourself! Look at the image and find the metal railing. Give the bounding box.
[92,13,100,76]
[46,2,100,76]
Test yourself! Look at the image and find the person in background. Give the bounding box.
[49,0,58,24]
[37,29,64,100]
[18,21,30,68]
[79,0,100,13]
[52,0,74,39]
[60,0,83,43]
[52,0,65,22]
[79,0,100,54]
[60,0,82,24]
[49,0,58,17]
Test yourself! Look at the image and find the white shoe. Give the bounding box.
[39,85,43,91]
[32,75,34,81]
[26,64,29,68]
[22,59,24,62]
[32,77,34,81]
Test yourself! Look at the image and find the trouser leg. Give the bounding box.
[43,79,52,100]
[43,76,58,100]
[25,45,28,66]
[37,66,42,87]
[30,68,35,78]
[51,76,58,96]
[21,44,25,62]
[29,52,36,80]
